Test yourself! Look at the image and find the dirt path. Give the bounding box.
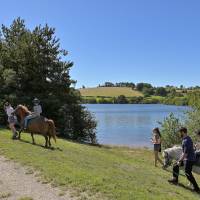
[0,156,73,200]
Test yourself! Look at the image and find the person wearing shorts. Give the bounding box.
[151,127,164,167]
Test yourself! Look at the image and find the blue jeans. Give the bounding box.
[24,115,36,128]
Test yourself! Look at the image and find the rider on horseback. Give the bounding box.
[24,98,42,130]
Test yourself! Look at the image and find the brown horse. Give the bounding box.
[14,105,56,148]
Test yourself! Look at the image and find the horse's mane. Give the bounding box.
[17,104,31,114]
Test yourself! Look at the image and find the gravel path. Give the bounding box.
[0,156,73,200]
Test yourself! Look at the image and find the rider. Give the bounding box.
[4,102,18,139]
[24,98,42,130]
[33,98,42,116]
[168,127,200,192]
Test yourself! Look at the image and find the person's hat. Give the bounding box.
[33,98,40,103]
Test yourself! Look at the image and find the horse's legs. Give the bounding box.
[44,135,48,148]
[48,136,51,147]
[31,133,35,144]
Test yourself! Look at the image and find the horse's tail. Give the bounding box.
[47,119,56,143]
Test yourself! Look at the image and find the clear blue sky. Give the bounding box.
[1,0,200,88]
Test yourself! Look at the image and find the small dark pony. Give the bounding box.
[14,105,56,148]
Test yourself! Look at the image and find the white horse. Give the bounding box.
[162,146,200,174]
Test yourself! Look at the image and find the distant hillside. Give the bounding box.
[79,87,143,97]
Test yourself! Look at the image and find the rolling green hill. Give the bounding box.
[79,87,143,97]
[0,129,199,200]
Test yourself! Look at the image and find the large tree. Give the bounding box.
[0,18,97,143]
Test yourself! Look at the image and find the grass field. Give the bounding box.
[0,129,200,200]
[79,87,143,97]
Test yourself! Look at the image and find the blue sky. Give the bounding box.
[1,0,200,88]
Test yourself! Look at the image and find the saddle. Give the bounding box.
[25,115,44,126]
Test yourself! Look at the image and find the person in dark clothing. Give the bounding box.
[168,127,200,192]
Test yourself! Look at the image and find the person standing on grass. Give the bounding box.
[168,127,200,193]
[151,127,164,167]
[4,102,18,139]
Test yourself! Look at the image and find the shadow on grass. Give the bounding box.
[177,183,195,192]
[164,168,200,194]
[18,138,63,151]
[58,136,103,148]
[164,168,185,177]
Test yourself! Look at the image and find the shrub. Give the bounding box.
[159,113,183,148]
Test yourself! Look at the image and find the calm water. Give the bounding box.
[84,104,189,147]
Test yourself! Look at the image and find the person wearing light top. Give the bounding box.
[33,98,42,116]
[4,102,18,139]
[24,98,42,129]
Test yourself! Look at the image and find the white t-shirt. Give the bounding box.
[5,106,14,117]
[33,105,42,116]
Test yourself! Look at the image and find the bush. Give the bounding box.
[115,95,128,104]
[159,113,183,148]
[185,108,200,141]
[129,96,144,104]
[155,87,168,97]
[58,104,97,144]
[96,97,112,104]
[82,98,97,104]
[163,97,188,106]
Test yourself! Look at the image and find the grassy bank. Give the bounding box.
[79,87,143,97]
[0,129,199,200]
[79,87,188,105]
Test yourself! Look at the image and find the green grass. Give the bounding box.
[18,197,33,200]
[79,87,143,97]
[0,129,200,200]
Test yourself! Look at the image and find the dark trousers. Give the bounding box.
[173,160,199,190]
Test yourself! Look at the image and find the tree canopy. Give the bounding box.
[0,18,97,143]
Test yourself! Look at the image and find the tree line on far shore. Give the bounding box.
[81,82,200,106]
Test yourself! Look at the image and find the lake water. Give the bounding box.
[84,104,189,147]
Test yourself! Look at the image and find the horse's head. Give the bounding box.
[162,146,182,168]
[162,151,172,168]
[14,105,31,122]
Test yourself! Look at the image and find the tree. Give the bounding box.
[104,82,114,87]
[136,83,153,91]
[142,87,154,97]
[159,113,182,148]
[155,87,168,97]
[116,95,128,104]
[0,18,97,143]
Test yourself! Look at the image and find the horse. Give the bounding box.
[162,146,200,174]
[13,105,57,148]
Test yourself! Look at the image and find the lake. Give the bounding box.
[84,104,189,147]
